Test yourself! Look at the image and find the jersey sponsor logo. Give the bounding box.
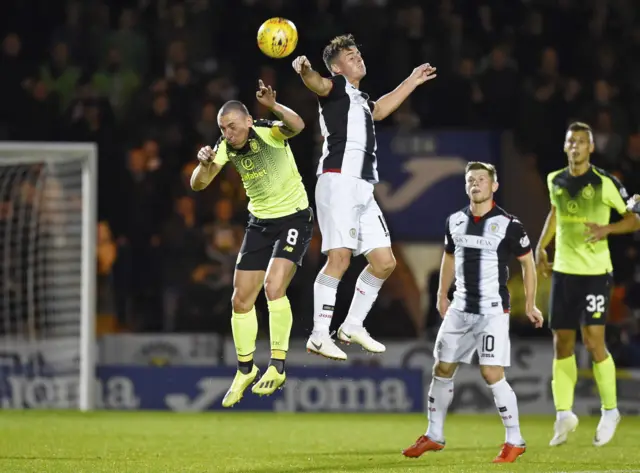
[241,158,254,170]
[244,169,267,181]
[567,200,579,213]
[581,184,595,200]
[520,235,530,247]
[452,234,498,250]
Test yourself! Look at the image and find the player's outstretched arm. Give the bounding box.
[518,251,544,328]
[535,207,556,277]
[190,146,223,191]
[256,79,305,139]
[370,63,437,121]
[292,56,333,97]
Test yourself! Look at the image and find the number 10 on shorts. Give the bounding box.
[481,334,495,353]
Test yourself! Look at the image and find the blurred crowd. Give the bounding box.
[1,0,640,365]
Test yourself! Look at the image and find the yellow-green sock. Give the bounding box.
[268,296,292,353]
[231,307,258,363]
[593,354,617,410]
[552,355,577,412]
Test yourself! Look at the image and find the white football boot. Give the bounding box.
[306,331,347,361]
[337,324,386,353]
[593,409,621,447]
[549,412,579,446]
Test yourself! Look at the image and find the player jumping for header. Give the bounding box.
[191,80,313,407]
[535,122,640,446]
[402,162,543,463]
[292,34,437,360]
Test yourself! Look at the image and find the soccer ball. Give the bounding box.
[257,17,298,59]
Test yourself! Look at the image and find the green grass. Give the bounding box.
[0,411,638,472]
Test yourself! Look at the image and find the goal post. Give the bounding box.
[0,142,97,411]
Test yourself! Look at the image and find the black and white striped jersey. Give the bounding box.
[317,74,378,183]
[444,204,532,315]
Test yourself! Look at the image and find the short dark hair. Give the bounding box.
[323,34,358,73]
[566,121,594,141]
[218,100,249,117]
[465,161,498,182]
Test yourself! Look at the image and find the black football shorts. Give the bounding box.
[548,271,612,330]
[236,207,314,271]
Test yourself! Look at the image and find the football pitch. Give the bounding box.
[0,411,638,473]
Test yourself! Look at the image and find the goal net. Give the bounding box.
[0,143,97,410]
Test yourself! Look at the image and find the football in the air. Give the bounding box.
[257,17,298,59]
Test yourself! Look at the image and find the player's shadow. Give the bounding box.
[288,446,495,458]
[251,447,499,473]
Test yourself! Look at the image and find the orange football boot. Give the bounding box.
[402,436,445,458]
[492,443,526,463]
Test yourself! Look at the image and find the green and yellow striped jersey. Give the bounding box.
[213,120,309,219]
[547,165,629,275]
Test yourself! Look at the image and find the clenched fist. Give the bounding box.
[292,55,312,75]
[197,146,215,165]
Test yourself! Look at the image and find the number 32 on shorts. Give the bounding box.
[586,293,605,317]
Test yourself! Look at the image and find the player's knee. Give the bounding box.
[326,249,351,275]
[264,277,286,301]
[480,365,504,385]
[553,331,576,358]
[370,253,396,278]
[231,291,254,314]
[433,361,456,378]
[582,335,607,361]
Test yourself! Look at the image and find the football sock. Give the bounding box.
[343,268,385,328]
[313,272,340,335]
[552,355,577,412]
[425,376,454,443]
[593,354,617,410]
[268,296,292,353]
[232,306,258,369]
[489,378,524,445]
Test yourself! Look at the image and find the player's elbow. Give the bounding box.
[292,118,305,134]
[190,178,206,192]
[372,107,385,121]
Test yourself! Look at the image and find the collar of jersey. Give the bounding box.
[556,166,599,198]
[465,201,498,223]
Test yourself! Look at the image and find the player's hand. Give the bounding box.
[584,222,610,243]
[292,55,312,75]
[526,305,544,328]
[197,146,215,166]
[436,295,450,319]
[626,194,640,213]
[535,248,552,278]
[256,79,277,109]
[409,63,437,86]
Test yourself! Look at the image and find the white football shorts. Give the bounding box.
[433,307,511,367]
[315,172,391,256]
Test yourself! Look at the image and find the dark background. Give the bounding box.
[1,0,639,366]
